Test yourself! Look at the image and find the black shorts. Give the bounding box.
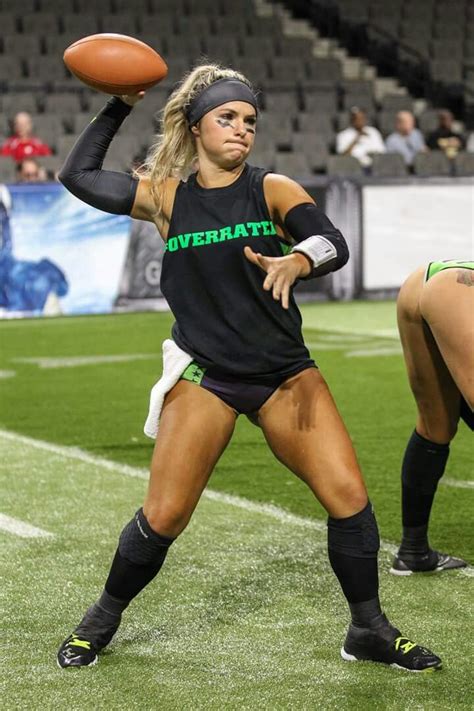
[180,361,315,414]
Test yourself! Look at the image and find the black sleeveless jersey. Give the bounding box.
[160,163,314,382]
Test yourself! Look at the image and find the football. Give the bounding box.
[63,33,168,95]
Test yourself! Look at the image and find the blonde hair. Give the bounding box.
[139,63,254,220]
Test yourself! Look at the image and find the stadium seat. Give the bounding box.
[263,91,300,117]
[298,112,334,141]
[380,94,414,113]
[22,13,59,34]
[0,157,17,184]
[38,155,62,179]
[1,0,35,10]
[292,133,329,171]
[413,151,452,176]
[2,91,39,116]
[274,152,314,179]
[0,12,17,35]
[136,14,176,37]
[247,145,275,170]
[277,36,315,58]
[266,57,308,89]
[326,155,363,176]
[240,36,277,60]
[418,109,439,133]
[257,112,294,149]
[148,0,186,11]
[0,56,25,81]
[114,0,148,12]
[3,34,42,57]
[453,152,474,176]
[213,17,249,36]
[303,90,338,115]
[203,36,240,65]
[101,13,139,35]
[175,16,213,37]
[61,14,100,35]
[371,153,408,177]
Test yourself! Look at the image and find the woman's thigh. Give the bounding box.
[420,268,474,410]
[256,368,367,518]
[397,268,461,443]
[143,380,237,536]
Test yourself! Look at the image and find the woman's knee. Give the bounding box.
[142,501,192,539]
[416,414,458,445]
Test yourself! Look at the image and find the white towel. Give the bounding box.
[144,339,194,439]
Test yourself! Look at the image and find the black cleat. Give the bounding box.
[390,549,467,576]
[57,603,121,668]
[341,614,442,672]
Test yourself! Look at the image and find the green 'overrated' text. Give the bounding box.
[166,221,277,252]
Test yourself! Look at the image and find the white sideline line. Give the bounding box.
[0,513,53,538]
[14,354,159,369]
[442,478,474,490]
[1,429,473,572]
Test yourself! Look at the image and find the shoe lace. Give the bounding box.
[69,634,92,650]
[394,636,417,654]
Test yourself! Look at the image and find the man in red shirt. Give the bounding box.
[1,111,52,162]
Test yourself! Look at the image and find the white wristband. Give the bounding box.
[291,235,337,268]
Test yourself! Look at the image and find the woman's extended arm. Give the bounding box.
[58,96,140,215]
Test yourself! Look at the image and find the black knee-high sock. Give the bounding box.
[328,502,383,627]
[400,430,449,556]
[99,509,175,614]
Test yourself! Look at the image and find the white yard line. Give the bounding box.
[1,429,473,573]
[14,354,159,369]
[0,513,53,538]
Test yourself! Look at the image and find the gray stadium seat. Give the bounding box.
[57,135,81,160]
[0,56,24,80]
[175,16,213,37]
[101,13,139,35]
[75,0,112,10]
[213,17,249,37]
[0,157,17,184]
[371,153,408,177]
[257,112,293,149]
[307,58,343,84]
[274,152,314,179]
[453,152,474,176]
[114,0,148,12]
[279,37,313,59]
[266,57,308,89]
[26,56,69,82]
[240,36,276,59]
[3,34,42,57]
[377,110,398,135]
[37,155,62,179]
[303,90,338,115]
[292,133,329,171]
[430,60,463,84]
[137,14,176,37]
[28,114,65,151]
[62,14,100,35]
[263,91,300,116]
[327,155,363,176]
[413,151,452,176]
[298,112,334,139]
[43,94,85,129]
[380,94,414,113]
[234,58,269,88]
[0,12,18,35]
[203,36,240,65]
[1,0,35,10]
[2,92,39,116]
[430,40,463,60]
[22,12,59,34]
[166,36,204,60]
[418,109,439,133]
[247,146,274,170]
[148,0,187,12]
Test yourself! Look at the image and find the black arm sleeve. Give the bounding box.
[284,202,349,278]
[58,97,139,215]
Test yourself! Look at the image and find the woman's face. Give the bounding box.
[192,101,257,166]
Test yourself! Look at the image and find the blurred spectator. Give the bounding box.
[426,110,466,159]
[385,111,426,166]
[16,158,47,183]
[1,112,52,163]
[336,107,385,167]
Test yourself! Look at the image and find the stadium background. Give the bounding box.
[0,0,473,709]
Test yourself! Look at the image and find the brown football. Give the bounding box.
[63,33,168,94]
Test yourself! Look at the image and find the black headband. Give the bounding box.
[185,78,258,126]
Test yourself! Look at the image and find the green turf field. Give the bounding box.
[1,302,472,710]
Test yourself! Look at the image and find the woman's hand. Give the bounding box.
[119,91,146,107]
[243,245,311,309]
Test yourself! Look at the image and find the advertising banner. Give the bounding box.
[1,182,134,317]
